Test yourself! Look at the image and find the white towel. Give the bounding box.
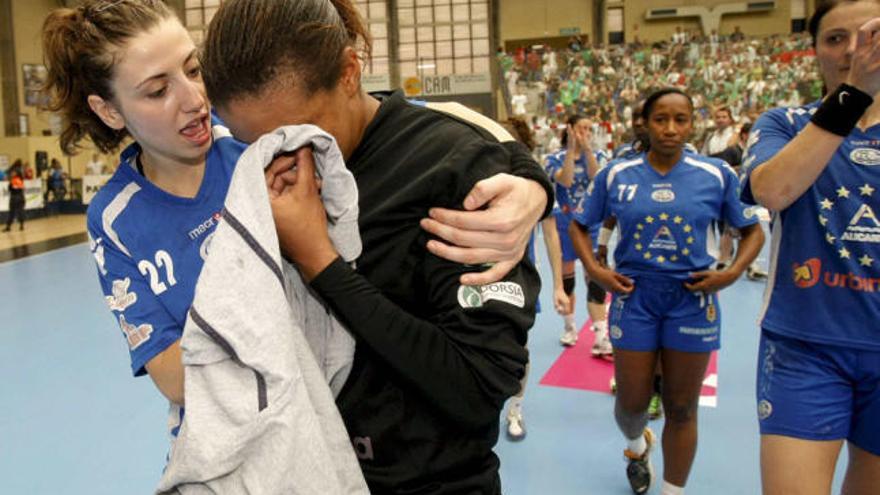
[156,125,367,495]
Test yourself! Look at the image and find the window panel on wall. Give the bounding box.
[471,2,488,21]
[452,4,469,21]
[436,58,454,74]
[399,27,416,43]
[399,43,417,60]
[400,61,417,77]
[436,41,453,58]
[368,57,389,75]
[472,56,489,74]
[373,38,388,58]
[416,6,433,23]
[607,8,623,32]
[372,3,387,20]
[185,0,201,7]
[433,4,451,22]
[370,22,387,39]
[435,25,452,41]
[204,0,220,6]
[394,0,493,81]
[454,58,472,74]
[472,23,488,38]
[472,38,489,56]
[398,8,414,25]
[417,26,434,41]
[418,61,436,75]
[417,42,435,58]
[186,10,203,27]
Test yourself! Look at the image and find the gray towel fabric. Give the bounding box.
[156,125,367,495]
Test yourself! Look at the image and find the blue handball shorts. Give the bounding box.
[607,275,721,353]
[555,210,600,263]
[756,330,880,455]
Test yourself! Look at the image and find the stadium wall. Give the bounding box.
[499,0,594,44]
[0,0,117,177]
[497,0,822,45]
[626,0,792,43]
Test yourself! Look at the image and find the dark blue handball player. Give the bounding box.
[569,88,764,495]
[544,114,612,358]
[41,0,247,441]
[740,1,880,493]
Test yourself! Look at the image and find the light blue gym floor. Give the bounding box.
[0,235,847,494]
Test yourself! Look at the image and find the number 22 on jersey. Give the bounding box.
[138,250,177,295]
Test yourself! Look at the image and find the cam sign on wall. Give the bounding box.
[402,73,491,97]
[0,180,44,212]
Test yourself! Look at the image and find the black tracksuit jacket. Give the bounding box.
[309,91,552,494]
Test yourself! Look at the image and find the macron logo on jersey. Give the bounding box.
[188,212,222,241]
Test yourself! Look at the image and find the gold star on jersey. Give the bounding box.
[815,181,880,266]
[633,212,694,263]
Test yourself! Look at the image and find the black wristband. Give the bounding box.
[810,84,874,137]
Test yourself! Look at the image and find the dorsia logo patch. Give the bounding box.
[457,285,484,308]
[850,148,880,166]
[106,277,138,311]
[651,189,675,203]
[457,282,526,309]
[792,258,821,288]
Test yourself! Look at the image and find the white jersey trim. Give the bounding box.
[425,102,514,143]
[212,124,232,140]
[757,213,782,326]
[101,182,141,258]
[684,156,724,189]
[705,223,719,262]
[606,158,643,191]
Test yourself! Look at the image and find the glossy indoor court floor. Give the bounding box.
[1,215,847,494]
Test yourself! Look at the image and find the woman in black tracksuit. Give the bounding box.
[201,1,553,492]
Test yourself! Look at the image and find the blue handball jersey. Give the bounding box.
[741,101,880,351]
[86,119,246,377]
[545,148,608,218]
[575,152,757,279]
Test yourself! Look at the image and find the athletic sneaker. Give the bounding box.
[624,428,655,494]
[506,408,526,441]
[592,324,614,358]
[648,393,663,420]
[560,327,578,346]
[747,262,768,280]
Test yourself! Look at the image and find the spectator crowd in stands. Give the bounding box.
[499,29,820,157]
